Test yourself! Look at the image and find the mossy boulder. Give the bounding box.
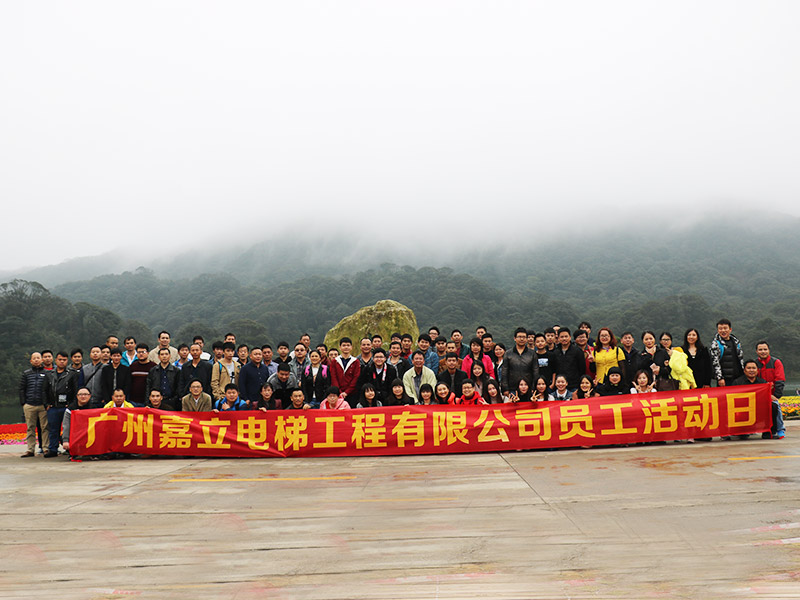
[324,300,419,350]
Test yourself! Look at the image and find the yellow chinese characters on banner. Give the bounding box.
[68,384,772,458]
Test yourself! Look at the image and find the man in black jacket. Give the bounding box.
[533,333,557,389]
[356,348,397,405]
[100,348,132,406]
[437,353,468,397]
[386,341,411,379]
[502,327,539,394]
[178,343,213,397]
[146,347,181,409]
[619,331,639,388]
[19,352,49,458]
[43,351,78,457]
[552,328,586,392]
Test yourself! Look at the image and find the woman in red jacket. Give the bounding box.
[435,382,455,405]
[451,379,487,405]
[461,337,496,380]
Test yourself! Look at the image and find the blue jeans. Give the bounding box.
[772,399,785,436]
[46,407,66,453]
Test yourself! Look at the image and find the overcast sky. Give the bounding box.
[2,1,799,271]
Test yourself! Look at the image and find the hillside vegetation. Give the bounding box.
[4,218,799,413]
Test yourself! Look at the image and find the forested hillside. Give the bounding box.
[0,280,150,401]
[53,258,799,375]
[52,265,580,348]
[50,218,800,361]
[4,218,800,418]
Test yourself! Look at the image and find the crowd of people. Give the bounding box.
[17,318,787,458]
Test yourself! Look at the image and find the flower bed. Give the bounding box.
[780,396,800,419]
[0,423,26,445]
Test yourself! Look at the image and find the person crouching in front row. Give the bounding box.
[214,383,249,412]
[321,386,350,410]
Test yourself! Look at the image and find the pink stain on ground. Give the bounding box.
[743,522,800,533]
[85,530,123,550]
[214,512,249,532]
[373,572,495,584]
[753,537,800,546]
[13,545,49,564]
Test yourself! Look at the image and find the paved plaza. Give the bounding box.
[1,422,799,599]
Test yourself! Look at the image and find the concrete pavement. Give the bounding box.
[1,423,799,599]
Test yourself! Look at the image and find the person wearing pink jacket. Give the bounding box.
[320,386,351,410]
[461,337,496,380]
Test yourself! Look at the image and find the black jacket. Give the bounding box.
[146,363,181,404]
[653,348,671,379]
[620,346,639,386]
[178,360,213,397]
[146,397,175,411]
[43,369,79,408]
[437,368,469,397]
[684,346,712,388]
[534,349,557,386]
[19,366,47,405]
[386,357,411,379]
[100,364,132,404]
[301,363,332,405]
[597,381,628,396]
[551,343,585,389]
[637,348,657,373]
[502,346,540,393]
[356,363,398,404]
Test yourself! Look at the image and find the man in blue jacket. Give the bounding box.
[19,352,49,458]
[238,347,269,407]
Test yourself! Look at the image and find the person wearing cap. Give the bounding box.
[320,386,350,410]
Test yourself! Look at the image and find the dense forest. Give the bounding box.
[3,217,800,418]
[0,280,151,406]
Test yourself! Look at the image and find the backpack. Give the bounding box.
[304,364,328,379]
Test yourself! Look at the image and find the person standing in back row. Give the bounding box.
[756,341,786,439]
[19,352,49,458]
[709,319,744,387]
[503,327,538,394]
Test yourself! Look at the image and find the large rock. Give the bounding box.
[324,300,419,350]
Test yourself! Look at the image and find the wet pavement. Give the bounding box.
[1,423,799,599]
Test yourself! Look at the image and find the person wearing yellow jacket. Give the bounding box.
[103,388,135,408]
[593,327,626,384]
[668,347,697,390]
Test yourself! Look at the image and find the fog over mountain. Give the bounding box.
[3,2,800,273]
[3,210,800,414]
[1,209,796,290]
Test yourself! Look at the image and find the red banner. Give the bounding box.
[68,384,772,458]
